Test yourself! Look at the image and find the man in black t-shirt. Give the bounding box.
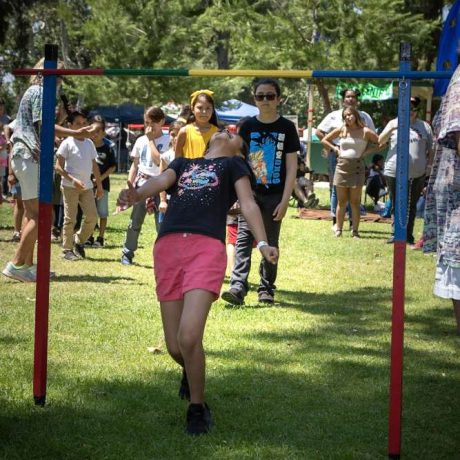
[222,78,300,305]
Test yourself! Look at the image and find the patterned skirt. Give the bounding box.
[434,257,460,300]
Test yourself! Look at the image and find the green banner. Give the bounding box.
[335,82,393,101]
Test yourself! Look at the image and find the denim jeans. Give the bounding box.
[229,193,282,297]
[328,151,337,217]
[385,174,426,243]
[122,198,159,259]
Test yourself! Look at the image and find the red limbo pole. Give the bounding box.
[388,42,412,459]
[33,44,58,406]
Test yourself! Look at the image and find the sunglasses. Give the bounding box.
[254,93,277,101]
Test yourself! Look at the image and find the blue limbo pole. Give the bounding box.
[33,44,57,406]
[388,42,412,459]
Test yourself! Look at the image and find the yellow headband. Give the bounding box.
[190,89,214,106]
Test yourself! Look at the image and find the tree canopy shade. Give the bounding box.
[0,0,448,120]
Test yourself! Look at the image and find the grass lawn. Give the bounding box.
[0,174,458,459]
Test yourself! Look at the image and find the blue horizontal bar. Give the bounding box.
[312,70,453,79]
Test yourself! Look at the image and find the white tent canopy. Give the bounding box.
[216,99,259,123]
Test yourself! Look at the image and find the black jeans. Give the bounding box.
[229,193,282,297]
[385,174,425,243]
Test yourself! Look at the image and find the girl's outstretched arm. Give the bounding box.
[118,169,176,208]
[235,175,279,265]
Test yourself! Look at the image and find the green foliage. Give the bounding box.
[0,0,446,117]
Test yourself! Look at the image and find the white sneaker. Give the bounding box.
[26,265,56,279]
[2,262,36,282]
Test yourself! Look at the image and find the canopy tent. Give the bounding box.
[216,99,259,123]
[88,103,176,125]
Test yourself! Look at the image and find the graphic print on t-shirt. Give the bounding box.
[177,163,219,195]
[139,141,166,168]
[248,131,285,186]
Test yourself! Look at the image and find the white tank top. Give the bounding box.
[339,137,368,159]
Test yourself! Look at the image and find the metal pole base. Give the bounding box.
[34,395,46,407]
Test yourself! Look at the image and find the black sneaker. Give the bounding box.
[186,403,212,436]
[84,236,94,247]
[179,369,190,401]
[258,292,274,304]
[121,254,133,265]
[93,236,104,248]
[221,288,244,306]
[73,243,86,259]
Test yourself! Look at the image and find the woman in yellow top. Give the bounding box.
[175,90,219,159]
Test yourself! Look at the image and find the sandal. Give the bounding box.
[352,230,361,239]
[335,229,342,237]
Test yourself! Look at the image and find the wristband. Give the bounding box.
[256,240,268,251]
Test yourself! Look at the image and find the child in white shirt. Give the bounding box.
[56,111,103,260]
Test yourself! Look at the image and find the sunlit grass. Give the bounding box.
[0,174,458,459]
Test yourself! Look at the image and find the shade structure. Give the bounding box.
[88,103,176,125]
[216,99,259,123]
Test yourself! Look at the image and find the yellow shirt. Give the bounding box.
[182,124,218,159]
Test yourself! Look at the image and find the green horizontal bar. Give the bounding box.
[104,68,190,77]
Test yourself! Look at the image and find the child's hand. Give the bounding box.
[272,200,289,221]
[72,178,86,190]
[77,125,97,138]
[95,186,104,200]
[260,246,279,265]
[7,173,17,189]
[145,125,155,140]
[159,200,168,213]
[116,181,137,211]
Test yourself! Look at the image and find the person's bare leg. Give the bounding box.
[349,187,362,233]
[11,198,38,267]
[226,243,235,275]
[178,289,214,404]
[453,299,460,334]
[98,217,107,238]
[294,181,307,203]
[336,187,349,232]
[14,196,24,233]
[160,299,185,366]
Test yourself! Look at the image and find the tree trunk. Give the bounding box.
[316,79,332,113]
[216,30,230,69]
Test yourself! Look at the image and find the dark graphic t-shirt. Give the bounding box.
[158,156,251,243]
[95,141,117,191]
[239,116,300,195]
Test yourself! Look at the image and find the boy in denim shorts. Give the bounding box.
[86,116,117,247]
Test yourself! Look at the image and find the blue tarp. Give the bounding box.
[89,104,176,125]
[216,99,259,123]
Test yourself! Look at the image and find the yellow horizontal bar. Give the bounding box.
[189,69,313,78]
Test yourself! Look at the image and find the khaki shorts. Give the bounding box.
[11,156,39,200]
